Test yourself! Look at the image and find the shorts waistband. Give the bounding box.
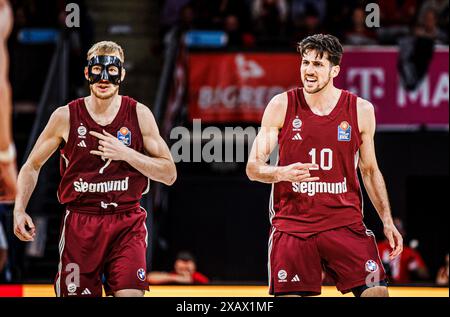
[66,202,141,214]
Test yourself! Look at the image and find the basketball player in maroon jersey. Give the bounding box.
[0,0,17,202]
[247,34,403,297]
[13,41,177,297]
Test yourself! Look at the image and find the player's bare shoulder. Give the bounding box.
[357,97,375,113]
[356,97,376,134]
[49,105,70,141]
[136,102,153,116]
[262,92,288,128]
[136,102,158,135]
[51,105,70,124]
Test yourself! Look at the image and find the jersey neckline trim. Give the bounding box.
[80,95,126,128]
[298,88,346,120]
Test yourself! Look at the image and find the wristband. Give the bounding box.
[0,143,16,162]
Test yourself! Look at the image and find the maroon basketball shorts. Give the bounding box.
[54,205,149,297]
[269,222,386,296]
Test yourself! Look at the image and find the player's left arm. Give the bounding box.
[357,97,403,260]
[89,103,177,186]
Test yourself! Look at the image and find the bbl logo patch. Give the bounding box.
[365,260,378,273]
[137,268,146,281]
[338,121,351,141]
[117,127,131,146]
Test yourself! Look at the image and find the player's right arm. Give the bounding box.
[13,106,69,241]
[246,93,319,184]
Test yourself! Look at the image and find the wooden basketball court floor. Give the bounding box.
[0,284,448,297]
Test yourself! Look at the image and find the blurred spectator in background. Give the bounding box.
[378,0,418,26]
[219,0,255,48]
[418,0,449,35]
[415,6,448,43]
[397,3,444,91]
[435,254,449,286]
[179,3,196,33]
[190,0,221,29]
[147,251,209,285]
[324,0,358,40]
[252,0,289,44]
[11,0,60,28]
[377,218,429,284]
[344,6,377,45]
[161,0,192,33]
[223,14,241,46]
[377,0,419,44]
[218,0,251,29]
[291,0,327,27]
[290,0,327,40]
[290,3,325,43]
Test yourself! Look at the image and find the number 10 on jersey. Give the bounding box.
[308,148,333,170]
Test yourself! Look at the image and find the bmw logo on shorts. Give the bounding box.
[365,260,378,273]
[137,268,146,281]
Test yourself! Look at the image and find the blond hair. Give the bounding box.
[87,41,125,62]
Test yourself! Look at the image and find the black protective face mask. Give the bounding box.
[87,55,123,85]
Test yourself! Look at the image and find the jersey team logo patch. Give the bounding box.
[337,121,351,141]
[67,283,77,296]
[292,117,302,130]
[78,124,87,139]
[278,270,287,280]
[277,269,288,282]
[117,127,131,146]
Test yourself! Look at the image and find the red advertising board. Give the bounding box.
[188,48,449,127]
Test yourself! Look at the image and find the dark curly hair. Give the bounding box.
[297,34,344,66]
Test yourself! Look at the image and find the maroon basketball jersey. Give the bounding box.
[57,96,149,212]
[271,88,363,237]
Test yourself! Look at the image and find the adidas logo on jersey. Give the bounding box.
[77,140,87,148]
[81,288,91,295]
[291,133,302,141]
[291,275,300,282]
